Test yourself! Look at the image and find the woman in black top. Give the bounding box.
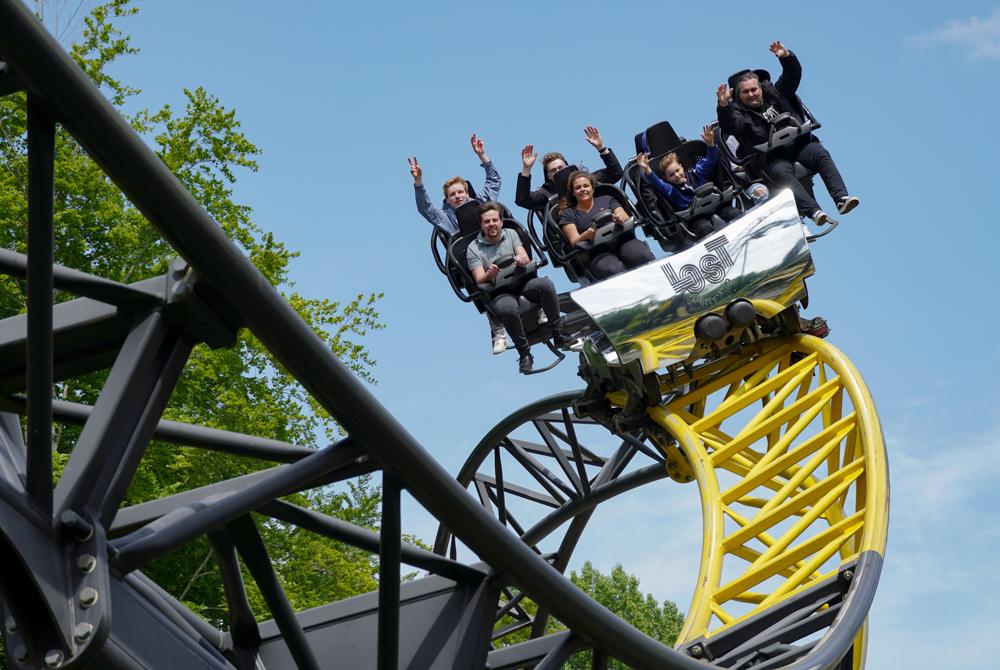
[558,171,654,280]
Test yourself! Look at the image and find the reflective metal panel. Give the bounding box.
[571,190,814,373]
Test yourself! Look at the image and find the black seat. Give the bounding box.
[542,167,647,285]
[719,69,823,187]
[443,213,555,344]
[624,121,739,252]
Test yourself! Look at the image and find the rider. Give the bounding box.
[515,126,623,214]
[559,171,655,280]
[408,134,501,235]
[716,41,859,225]
[636,124,741,239]
[467,202,565,374]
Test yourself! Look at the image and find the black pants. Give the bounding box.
[588,238,655,280]
[765,140,848,217]
[491,277,559,354]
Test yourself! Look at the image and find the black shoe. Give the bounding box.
[550,321,569,349]
[810,209,829,226]
[518,352,534,374]
[836,196,860,215]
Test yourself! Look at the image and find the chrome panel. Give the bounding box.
[570,190,814,373]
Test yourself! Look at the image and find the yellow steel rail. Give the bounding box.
[634,335,887,663]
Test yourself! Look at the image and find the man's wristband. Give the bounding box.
[598,146,610,156]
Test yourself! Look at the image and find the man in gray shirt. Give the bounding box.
[468,202,564,374]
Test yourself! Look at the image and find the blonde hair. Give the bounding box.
[658,152,682,174]
[442,176,468,197]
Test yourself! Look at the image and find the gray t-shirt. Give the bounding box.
[466,228,521,271]
[558,194,622,233]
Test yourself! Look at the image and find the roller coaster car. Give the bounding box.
[440,201,566,371]
[624,121,741,253]
[528,165,648,287]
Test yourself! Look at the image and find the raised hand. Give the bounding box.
[716,82,731,107]
[635,153,651,175]
[407,156,423,185]
[521,144,537,170]
[470,133,486,157]
[769,40,789,58]
[584,125,605,151]
[702,124,716,147]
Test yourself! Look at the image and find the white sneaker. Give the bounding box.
[492,328,508,354]
[536,308,548,325]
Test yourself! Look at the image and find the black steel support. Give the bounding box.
[208,530,261,670]
[260,499,485,584]
[25,95,55,518]
[112,439,362,573]
[227,515,320,670]
[0,394,316,463]
[377,473,401,670]
[53,311,193,527]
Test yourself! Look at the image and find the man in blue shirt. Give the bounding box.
[408,134,501,235]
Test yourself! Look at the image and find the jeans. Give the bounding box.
[765,140,847,216]
[490,277,560,354]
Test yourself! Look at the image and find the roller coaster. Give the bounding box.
[0,2,887,668]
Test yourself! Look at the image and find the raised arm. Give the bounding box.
[472,133,502,201]
[691,124,720,182]
[585,125,623,184]
[770,41,802,99]
[516,144,545,210]
[410,156,442,225]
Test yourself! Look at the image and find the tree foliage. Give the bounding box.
[566,562,684,668]
[494,561,685,668]
[0,2,387,660]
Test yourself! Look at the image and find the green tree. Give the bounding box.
[567,562,685,668]
[0,2,386,662]
[492,562,685,668]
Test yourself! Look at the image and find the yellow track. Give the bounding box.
[618,334,887,665]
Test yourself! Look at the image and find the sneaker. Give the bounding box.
[518,352,534,374]
[836,196,859,215]
[536,308,548,325]
[492,328,507,354]
[810,209,829,226]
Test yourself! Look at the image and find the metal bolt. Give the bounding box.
[689,644,704,657]
[5,615,16,634]
[13,645,28,663]
[842,569,854,582]
[77,554,96,574]
[79,587,99,609]
[59,510,93,542]
[44,649,64,668]
[74,622,93,642]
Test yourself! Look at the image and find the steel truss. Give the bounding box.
[0,2,886,668]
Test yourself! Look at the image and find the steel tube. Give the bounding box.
[25,95,54,518]
[377,474,401,670]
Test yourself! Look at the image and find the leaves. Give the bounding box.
[0,0,388,641]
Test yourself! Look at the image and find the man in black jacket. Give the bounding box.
[717,41,858,225]
[515,126,623,215]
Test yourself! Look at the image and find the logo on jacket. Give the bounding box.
[662,237,734,293]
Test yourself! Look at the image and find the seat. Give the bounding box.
[542,166,648,285]
[624,121,740,252]
[444,211,556,346]
[717,70,824,193]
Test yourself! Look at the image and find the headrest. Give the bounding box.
[643,121,682,157]
[455,201,483,237]
[553,165,580,198]
[727,68,771,91]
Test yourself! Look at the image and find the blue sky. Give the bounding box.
[43,0,1000,666]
